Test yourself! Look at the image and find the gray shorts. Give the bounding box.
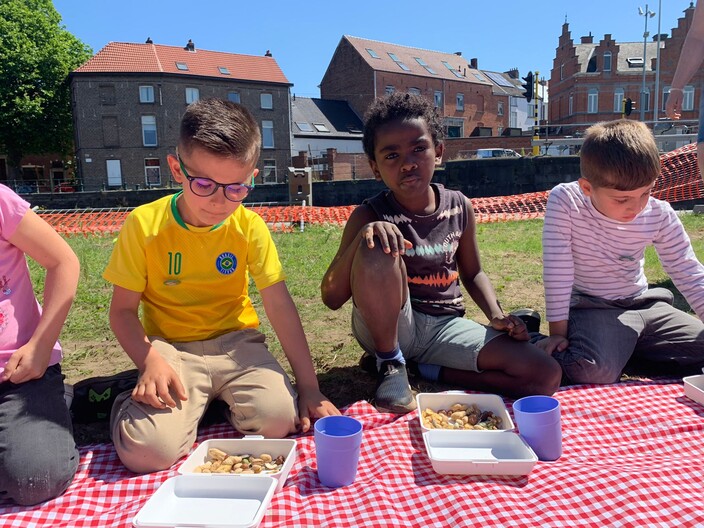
[352,296,503,372]
[555,288,704,384]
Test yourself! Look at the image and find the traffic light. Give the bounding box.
[624,98,635,116]
[522,72,534,102]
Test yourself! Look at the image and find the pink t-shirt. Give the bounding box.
[0,184,62,374]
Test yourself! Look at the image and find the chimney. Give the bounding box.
[470,58,478,69]
[454,51,462,56]
[581,32,593,44]
[505,68,519,79]
[653,33,668,41]
[265,50,272,57]
[185,39,195,52]
[145,37,153,44]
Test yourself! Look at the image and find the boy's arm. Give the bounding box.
[456,198,527,340]
[321,204,408,310]
[109,285,186,408]
[541,187,575,352]
[1,210,80,384]
[261,281,340,432]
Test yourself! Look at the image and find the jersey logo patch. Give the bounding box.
[216,252,237,275]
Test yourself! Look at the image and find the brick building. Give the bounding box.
[549,2,702,135]
[70,41,293,191]
[320,36,539,139]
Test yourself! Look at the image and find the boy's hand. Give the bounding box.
[132,354,188,409]
[296,388,341,433]
[489,313,529,341]
[361,221,413,257]
[0,344,51,384]
[535,335,569,355]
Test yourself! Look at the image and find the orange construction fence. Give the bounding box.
[40,143,702,236]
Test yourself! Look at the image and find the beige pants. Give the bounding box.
[110,328,298,473]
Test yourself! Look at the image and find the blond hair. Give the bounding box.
[579,119,660,190]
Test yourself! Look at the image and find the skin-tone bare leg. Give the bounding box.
[440,335,562,397]
[350,240,406,353]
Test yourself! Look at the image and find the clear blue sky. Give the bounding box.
[53,0,693,98]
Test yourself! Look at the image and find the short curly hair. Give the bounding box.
[362,92,444,160]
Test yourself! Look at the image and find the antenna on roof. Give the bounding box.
[265,50,272,57]
[185,39,195,52]
[145,37,153,44]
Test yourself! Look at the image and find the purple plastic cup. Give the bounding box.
[314,416,363,487]
[512,395,562,461]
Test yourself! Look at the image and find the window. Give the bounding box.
[613,88,624,113]
[683,85,695,111]
[365,48,380,59]
[569,94,574,115]
[642,88,650,112]
[409,87,421,95]
[626,57,644,67]
[444,117,463,138]
[560,63,564,81]
[218,66,230,75]
[99,84,115,105]
[145,158,161,187]
[262,120,274,148]
[295,122,314,132]
[141,115,157,146]
[185,88,199,104]
[434,90,443,108]
[385,85,395,95]
[415,57,437,75]
[175,62,189,71]
[260,93,273,109]
[456,93,464,111]
[102,116,119,147]
[139,85,154,103]
[441,61,463,78]
[497,101,504,116]
[262,160,277,183]
[388,52,410,71]
[587,89,599,114]
[227,92,240,103]
[313,123,330,132]
[603,51,612,72]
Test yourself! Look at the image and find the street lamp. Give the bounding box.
[638,4,656,121]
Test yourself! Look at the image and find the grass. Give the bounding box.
[29,213,704,410]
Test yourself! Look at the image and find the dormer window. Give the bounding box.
[626,57,644,67]
[175,62,189,71]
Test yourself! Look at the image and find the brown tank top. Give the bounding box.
[364,184,468,316]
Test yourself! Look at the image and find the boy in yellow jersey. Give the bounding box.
[104,98,339,473]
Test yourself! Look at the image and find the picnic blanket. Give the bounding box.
[2,379,704,527]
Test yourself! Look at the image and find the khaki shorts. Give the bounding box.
[110,328,297,473]
[352,296,503,372]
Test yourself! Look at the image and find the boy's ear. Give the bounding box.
[369,160,383,181]
[434,143,445,166]
[167,154,184,184]
[578,177,593,196]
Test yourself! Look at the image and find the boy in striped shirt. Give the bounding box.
[539,119,704,384]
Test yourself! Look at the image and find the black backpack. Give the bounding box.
[70,369,139,423]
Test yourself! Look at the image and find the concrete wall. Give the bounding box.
[22,156,582,209]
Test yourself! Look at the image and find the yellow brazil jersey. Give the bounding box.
[103,193,285,342]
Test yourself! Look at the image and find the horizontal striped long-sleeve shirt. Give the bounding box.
[542,181,704,322]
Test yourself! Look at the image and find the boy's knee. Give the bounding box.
[1,448,78,505]
[113,423,187,473]
[557,352,621,385]
[230,400,297,439]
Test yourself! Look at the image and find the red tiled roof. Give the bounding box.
[73,42,290,85]
[344,36,492,86]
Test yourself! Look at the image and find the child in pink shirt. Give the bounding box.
[0,184,80,505]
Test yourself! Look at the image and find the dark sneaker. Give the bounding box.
[510,308,541,334]
[358,351,377,376]
[374,360,417,414]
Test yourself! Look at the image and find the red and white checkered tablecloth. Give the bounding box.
[2,379,704,527]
